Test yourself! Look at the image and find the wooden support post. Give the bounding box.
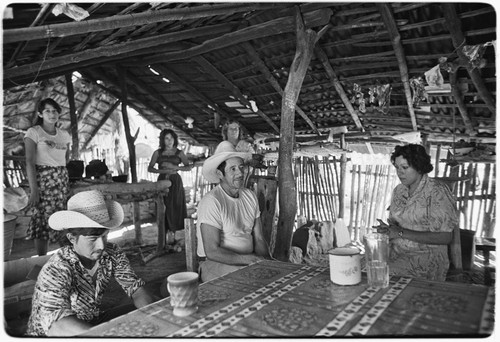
[339,133,347,219]
[118,65,141,244]
[156,194,166,253]
[65,73,79,159]
[184,218,198,273]
[117,65,138,183]
[133,202,143,245]
[275,7,325,261]
[255,177,278,257]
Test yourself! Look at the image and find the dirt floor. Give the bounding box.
[4,222,187,337]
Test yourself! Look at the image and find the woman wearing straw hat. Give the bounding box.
[196,143,269,282]
[26,190,154,336]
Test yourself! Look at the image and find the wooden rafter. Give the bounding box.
[73,3,144,52]
[82,100,121,150]
[6,3,55,68]
[4,23,238,82]
[377,3,418,131]
[81,71,205,144]
[448,70,475,136]
[314,45,364,130]
[3,3,283,43]
[441,3,496,114]
[144,8,332,64]
[193,55,280,134]
[242,41,320,135]
[152,64,250,134]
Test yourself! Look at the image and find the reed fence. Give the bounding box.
[4,155,495,240]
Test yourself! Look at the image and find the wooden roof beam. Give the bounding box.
[81,71,207,144]
[377,3,418,131]
[449,68,476,136]
[441,3,496,115]
[193,55,280,134]
[6,3,55,68]
[152,64,249,134]
[82,99,121,150]
[73,3,145,52]
[241,41,320,136]
[314,45,364,131]
[3,2,284,43]
[144,8,332,64]
[4,23,237,82]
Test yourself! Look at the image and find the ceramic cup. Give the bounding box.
[328,247,361,285]
[167,271,199,317]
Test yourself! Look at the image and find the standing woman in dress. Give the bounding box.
[148,129,192,235]
[24,98,71,255]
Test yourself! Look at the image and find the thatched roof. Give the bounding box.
[2,2,496,156]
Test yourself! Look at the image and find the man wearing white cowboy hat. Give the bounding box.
[26,190,154,336]
[197,143,269,282]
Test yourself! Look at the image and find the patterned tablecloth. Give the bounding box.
[82,260,495,337]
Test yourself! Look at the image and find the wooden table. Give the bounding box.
[71,180,171,254]
[82,260,495,337]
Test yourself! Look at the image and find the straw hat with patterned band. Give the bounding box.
[202,141,252,183]
[49,190,124,230]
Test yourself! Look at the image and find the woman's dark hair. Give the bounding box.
[34,98,62,126]
[221,120,242,141]
[159,129,179,150]
[390,144,433,174]
[59,227,108,246]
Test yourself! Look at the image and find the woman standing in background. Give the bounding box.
[148,129,192,236]
[24,98,71,255]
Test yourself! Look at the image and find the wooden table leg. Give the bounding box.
[133,202,143,245]
[156,194,166,254]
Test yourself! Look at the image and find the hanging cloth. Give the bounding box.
[424,65,444,87]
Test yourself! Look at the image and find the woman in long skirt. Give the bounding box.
[24,98,71,255]
[148,129,192,237]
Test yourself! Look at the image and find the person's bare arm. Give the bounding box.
[200,223,264,265]
[178,150,192,171]
[252,217,270,257]
[131,286,154,308]
[47,316,93,336]
[24,137,39,207]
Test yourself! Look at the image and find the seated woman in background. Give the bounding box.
[148,129,192,236]
[374,144,459,281]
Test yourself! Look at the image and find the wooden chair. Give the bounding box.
[448,226,463,271]
[184,218,199,273]
[447,226,471,282]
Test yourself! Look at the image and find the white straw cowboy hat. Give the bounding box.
[202,141,252,183]
[49,190,124,230]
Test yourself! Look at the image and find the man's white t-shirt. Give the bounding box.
[24,126,71,166]
[197,185,260,257]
